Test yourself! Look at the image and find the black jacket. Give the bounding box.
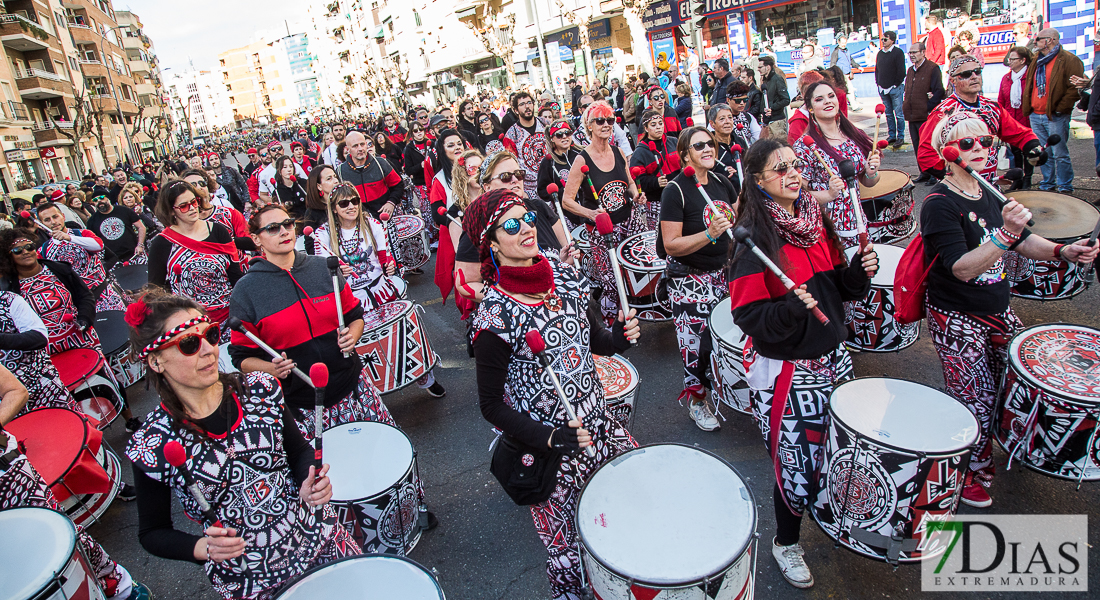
[875,46,907,89]
[759,72,791,124]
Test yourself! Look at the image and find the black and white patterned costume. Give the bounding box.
[0,292,77,414]
[19,263,101,355]
[125,372,359,600]
[40,232,127,312]
[473,259,636,600]
[310,220,399,311]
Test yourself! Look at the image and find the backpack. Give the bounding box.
[894,233,936,325]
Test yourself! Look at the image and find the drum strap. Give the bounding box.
[0,447,21,470]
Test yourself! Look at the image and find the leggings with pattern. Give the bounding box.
[667,270,728,397]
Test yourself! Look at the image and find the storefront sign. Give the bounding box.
[2,135,17,142]
[642,0,678,30]
[41,147,57,159]
[977,23,1027,62]
[4,150,21,162]
[22,149,40,160]
[13,141,35,149]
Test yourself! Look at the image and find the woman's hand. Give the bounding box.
[548,419,592,451]
[657,175,668,187]
[867,151,881,176]
[384,260,396,276]
[726,166,737,179]
[793,284,818,311]
[337,327,356,354]
[300,464,333,508]
[559,243,581,265]
[199,526,245,563]
[1062,239,1100,264]
[270,352,296,379]
[618,308,640,341]
[861,245,879,277]
[339,264,353,278]
[381,202,396,218]
[705,206,732,239]
[1002,199,1032,236]
[588,207,605,222]
[634,191,647,206]
[828,175,845,200]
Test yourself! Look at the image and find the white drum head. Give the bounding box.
[325,422,414,502]
[845,243,904,286]
[389,276,408,299]
[276,555,444,599]
[0,507,77,600]
[708,298,745,348]
[831,378,979,453]
[571,225,591,249]
[577,445,755,585]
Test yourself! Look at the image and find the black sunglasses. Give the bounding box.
[580,104,592,111]
[494,211,537,235]
[257,218,296,234]
[336,196,361,209]
[767,160,807,176]
[552,131,572,139]
[954,68,982,80]
[951,136,994,151]
[164,322,221,356]
[10,243,36,255]
[691,140,716,151]
[729,96,748,103]
[490,170,527,184]
[590,117,613,126]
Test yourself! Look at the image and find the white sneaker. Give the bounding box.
[772,537,814,589]
[688,400,720,431]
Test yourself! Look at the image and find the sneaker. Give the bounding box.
[925,176,939,187]
[960,481,992,508]
[688,400,720,431]
[125,582,152,600]
[125,417,143,433]
[405,267,424,276]
[426,381,446,398]
[891,140,905,149]
[772,538,814,588]
[118,483,137,502]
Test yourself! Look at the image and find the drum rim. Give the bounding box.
[829,377,980,454]
[272,553,445,599]
[1008,192,1099,241]
[593,354,639,401]
[575,442,758,587]
[1008,322,1100,406]
[0,506,78,597]
[362,299,415,329]
[6,407,92,487]
[324,421,417,503]
[615,230,665,273]
[857,169,912,197]
[707,297,745,346]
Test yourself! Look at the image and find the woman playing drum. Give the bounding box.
[920,113,1098,508]
[728,138,877,589]
[468,189,640,600]
[536,119,583,228]
[0,290,77,414]
[124,289,356,600]
[433,149,482,317]
[630,109,680,229]
[181,170,249,244]
[707,103,744,188]
[792,80,882,250]
[660,126,738,432]
[427,129,469,228]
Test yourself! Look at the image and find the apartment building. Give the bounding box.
[115,10,174,160]
[219,37,311,127]
[165,68,233,144]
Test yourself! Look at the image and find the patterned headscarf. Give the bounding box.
[937,110,984,148]
[948,54,980,76]
[462,188,526,282]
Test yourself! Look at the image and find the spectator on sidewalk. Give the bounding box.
[952,11,981,48]
[923,15,947,69]
[709,59,734,111]
[876,30,907,148]
[829,36,862,107]
[955,32,985,67]
[1074,71,1099,176]
[998,47,1035,189]
[758,55,790,139]
[1023,28,1083,194]
[903,42,945,184]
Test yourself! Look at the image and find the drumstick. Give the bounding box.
[435,206,462,227]
[731,143,745,185]
[837,159,870,252]
[164,440,223,528]
[871,104,885,151]
[579,164,600,201]
[682,166,734,241]
[18,210,50,232]
[1082,214,1100,285]
[326,256,350,358]
[942,146,1034,226]
[525,330,596,458]
[309,363,327,489]
[545,183,569,229]
[594,212,636,346]
[732,227,830,325]
[226,317,314,387]
[799,136,835,175]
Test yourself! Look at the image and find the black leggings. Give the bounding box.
[774,484,804,546]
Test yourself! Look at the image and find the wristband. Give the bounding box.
[998,227,1020,242]
[1053,244,1066,260]
[705,231,717,244]
[993,231,1014,247]
[990,237,1010,252]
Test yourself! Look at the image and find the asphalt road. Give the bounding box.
[86,142,1100,599]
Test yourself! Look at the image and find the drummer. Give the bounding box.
[123,288,357,600]
[36,202,128,312]
[660,126,737,432]
[0,290,79,415]
[310,183,447,397]
[728,138,877,589]
[468,188,640,600]
[180,170,250,243]
[535,119,583,229]
[921,112,1098,508]
[432,149,482,318]
[630,109,681,230]
[0,364,152,600]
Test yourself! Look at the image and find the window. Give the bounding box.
[55,12,66,28]
[413,10,421,27]
[69,57,78,71]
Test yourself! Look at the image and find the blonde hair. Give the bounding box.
[325,183,378,259]
[451,149,484,210]
[120,182,143,207]
[930,113,989,157]
[479,150,520,185]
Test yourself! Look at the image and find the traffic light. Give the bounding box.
[690,0,707,28]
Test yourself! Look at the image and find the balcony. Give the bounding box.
[135,81,155,95]
[121,34,143,50]
[15,69,72,99]
[90,94,140,115]
[129,59,150,74]
[69,23,100,44]
[0,14,51,51]
[32,121,75,146]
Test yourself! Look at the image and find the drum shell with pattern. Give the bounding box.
[615,231,672,322]
[843,245,920,352]
[324,422,423,555]
[594,354,639,429]
[96,311,145,388]
[858,170,917,245]
[0,507,106,600]
[577,444,757,599]
[707,298,751,415]
[388,215,430,271]
[49,348,124,430]
[995,324,1100,481]
[1002,192,1098,301]
[356,300,440,395]
[811,378,977,563]
[571,225,595,280]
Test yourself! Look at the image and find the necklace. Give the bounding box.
[944,177,981,199]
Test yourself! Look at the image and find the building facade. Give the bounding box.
[114,10,173,161]
[165,68,233,144]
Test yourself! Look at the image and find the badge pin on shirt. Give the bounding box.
[969,211,977,222]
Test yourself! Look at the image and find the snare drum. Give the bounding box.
[577,444,757,599]
[594,355,639,429]
[995,324,1100,481]
[50,348,124,429]
[707,298,751,414]
[1002,192,1098,300]
[6,408,123,527]
[110,263,148,294]
[844,244,920,352]
[858,170,916,244]
[325,421,423,555]
[275,554,445,599]
[0,507,106,600]
[389,215,430,271]
[95,311,144,388]
[615,231,672,322]
[356,300,440,394]
[811,378,978,564]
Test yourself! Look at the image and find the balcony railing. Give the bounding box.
[15,68,66,82]
[32,121,75,131]
[8,101,29,120]
[79,58,101,65]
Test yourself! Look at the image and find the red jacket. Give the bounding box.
[997,71,1028,127]
[924,28,946,66]
[917,94,1036,178]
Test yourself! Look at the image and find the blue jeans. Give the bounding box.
[1093,133,1100,176]
[1029,112,1073,191]
[880,85,905,143]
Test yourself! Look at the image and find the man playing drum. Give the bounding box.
[37,202,128,313]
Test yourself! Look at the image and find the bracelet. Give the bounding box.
[998,227,1021,242]
[705,231,718,244]
[993,231,1014,248]
[990,237,1010,252]
[1053,244,1066,260]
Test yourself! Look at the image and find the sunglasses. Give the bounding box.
[691,140,716,151]
[336,196,361,209]
[161,322,221,356]
[257,217,296,235]
[259,153,269,158]
[489,170,527,184]
[590,117,613,126]
[766,160,807,176]
[494,211,538,235]
[478,118,490,123]
[174,199,200,213]
[949,136,994,151]
[552,131,572,139]
[10,243,36,255]
[580,104,592,111]
[954,68,982,80]
[729,96,748,103]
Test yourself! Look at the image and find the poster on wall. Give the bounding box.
[650,29,677,74]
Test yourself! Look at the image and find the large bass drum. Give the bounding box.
[274,554,445,599]
[615,231,672,322]
[0,507,105,600]
[1002,192,1098,301]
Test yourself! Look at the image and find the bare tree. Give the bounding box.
[463,4,516,88]
[555,0,596,87]
[48,86,106,175]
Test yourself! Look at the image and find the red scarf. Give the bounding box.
[497,256,553,295]
[161,226,241,261]
[765,191,822,249]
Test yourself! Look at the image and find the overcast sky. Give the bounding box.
[123,1,309,75]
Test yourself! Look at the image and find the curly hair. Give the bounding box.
[0,227,39,280]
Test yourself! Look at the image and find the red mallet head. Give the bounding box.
[942,146,962,164]
[270,177,276,184]
[61,313,74,323]
[800,135,815,147]
[436,206,447,216]
[19,210,31,220]
[735,122,745,130]
[686,118,694,127]
[379,212,391,222]
[875,104,886,115]
[682,165,697,178]
[173,264,183,275]
[732,144,743,153]
[876,139,889,150]
[290,176,297,183]
[630,166,643,178]
[142,186,149,192]
[580,164,590,174]
[498,134,505,140]
[309,363,329,388]
[164,440,187,467]
[525,330,547,355]
[302,226,314,236]
[546,183,559,195]
[594,211,615,236]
